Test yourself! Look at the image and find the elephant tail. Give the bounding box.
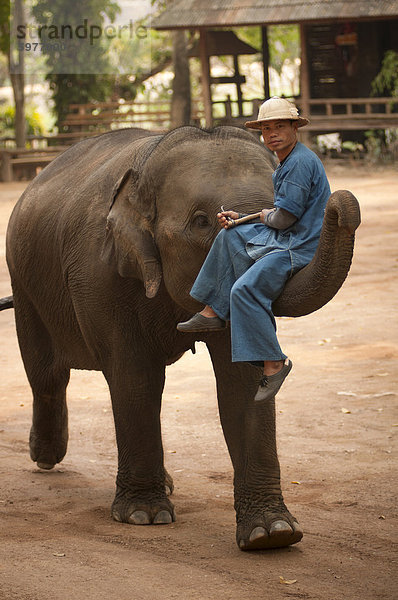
[273,190,361,317]
[0,295,14,311]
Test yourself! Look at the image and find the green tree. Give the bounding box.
[0,104,45,137]
[106,23,172,99]
[371,50,398,97]
[237,25,300,96]
[31,0,120,128]
[366,50,398,162]
[268,25,299,79]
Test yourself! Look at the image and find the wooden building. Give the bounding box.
[152,0,398,134]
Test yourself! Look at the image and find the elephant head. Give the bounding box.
[101,126,361,317]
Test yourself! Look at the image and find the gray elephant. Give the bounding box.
[5,126,360,550]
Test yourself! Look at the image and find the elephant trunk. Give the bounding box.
[272,190,361,318]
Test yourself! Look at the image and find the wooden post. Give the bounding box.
[225,95,232,121]
[233,55,244,116]
[261,26,270,99]
[199,29,213,128]
[171,30,192,127]
[0,151,13,182]
[299,23,311,144]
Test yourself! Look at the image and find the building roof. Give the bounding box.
[152,0,398,30]
[187,30,258,57]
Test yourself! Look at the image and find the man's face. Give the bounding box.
[260,119,298,160]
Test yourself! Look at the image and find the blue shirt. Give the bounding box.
[245,142,330,269]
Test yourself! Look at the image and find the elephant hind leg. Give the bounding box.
[13,290,70,469]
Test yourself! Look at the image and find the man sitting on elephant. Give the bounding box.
[178,97,331,402]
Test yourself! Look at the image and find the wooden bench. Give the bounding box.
[0,147,67,182]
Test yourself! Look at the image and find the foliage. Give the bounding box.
[30,0,120,127]
[236,25,300,97]
[235,26,261,52]
[268,25,299,77]
[368,52,398,162]
[0,52,8,84]
[341,140,364,153]
[24,0,174,127]
[107,27,172,92]
[0,103,46,137]
[364,129,398,163]
[46,74,116,129]
[151,0,167,11]
[0,0,10,55]
[371,50,398,97]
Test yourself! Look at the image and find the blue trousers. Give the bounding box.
[190,225,295,363]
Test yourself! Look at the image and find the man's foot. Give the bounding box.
[177,313,226,333]
[254,359,292,402]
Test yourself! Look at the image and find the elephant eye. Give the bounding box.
[192,211,211,228]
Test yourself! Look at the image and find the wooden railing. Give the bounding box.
[306,97,398,117]
[252,97,398,131]
[2,95,397,153]
[62,97,259,131]
[0,147,67,182]
[63,100,172,131]
[63,100,206,131]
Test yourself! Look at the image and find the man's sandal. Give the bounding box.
[254,359,292,402]
[177,313,226,333]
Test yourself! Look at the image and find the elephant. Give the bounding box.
[5,125,361,551]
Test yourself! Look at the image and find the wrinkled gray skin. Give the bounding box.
[6,126,360,550]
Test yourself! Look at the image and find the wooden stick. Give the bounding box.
[227,212,263,227]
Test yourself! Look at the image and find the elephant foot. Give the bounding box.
[111,488,175,525]
[29,427,67,470]
[236,500,303,551]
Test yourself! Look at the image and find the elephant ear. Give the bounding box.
[101,168,162,298]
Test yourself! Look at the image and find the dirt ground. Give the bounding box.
[0,163,397,600]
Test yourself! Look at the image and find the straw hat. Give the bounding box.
[245,96,310,129]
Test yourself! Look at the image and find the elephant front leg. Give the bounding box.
[105,361,175,525]
[207,340,303,550]
[234,396,303,550]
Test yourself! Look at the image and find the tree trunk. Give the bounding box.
[9,0,26,147]
[10,72,25,147]
[170,30,191,128]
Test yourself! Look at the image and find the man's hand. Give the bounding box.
[260,208,275,224]
[217,210,240,229]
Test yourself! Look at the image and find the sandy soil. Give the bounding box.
[0,163,397,600]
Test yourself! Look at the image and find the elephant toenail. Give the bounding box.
[269,520,293,536]
[128,510,151,525]
[249,527,267,542]
[37,462,55,470]
[292,521,304,537]
[153,510,173,524]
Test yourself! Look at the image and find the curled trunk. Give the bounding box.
[273,190,361,317]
